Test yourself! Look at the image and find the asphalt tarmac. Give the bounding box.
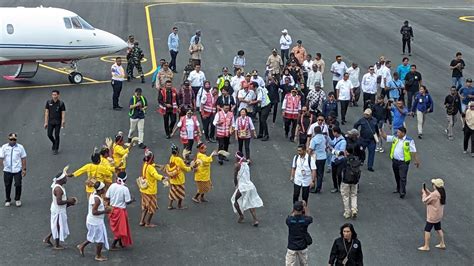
[0,0,473,265]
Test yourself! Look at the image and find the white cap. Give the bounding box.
[282,29,288,34]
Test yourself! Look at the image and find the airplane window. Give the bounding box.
[77,16,95,30]
[63,18,72,29]
[6,24,14,34]
[71,17,82,29]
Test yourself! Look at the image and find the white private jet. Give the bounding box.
[0,6,128,84]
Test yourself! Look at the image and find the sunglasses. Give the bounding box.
[9,139,16,141]
[317,119,324,121]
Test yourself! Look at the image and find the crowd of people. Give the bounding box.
[1,20,471,264]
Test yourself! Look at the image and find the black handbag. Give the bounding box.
[305,232,313,246]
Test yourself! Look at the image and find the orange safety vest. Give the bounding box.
[179,115,200,144]
[283,93,301,120]
[215,110,234,138]
[158,88,178,115]
[200,91,216,116]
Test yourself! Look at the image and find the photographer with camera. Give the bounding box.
[285,200,313,266]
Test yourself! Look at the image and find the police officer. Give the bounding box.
[127,41,145,83]
[44,90,66,155]
[380,127,420,198]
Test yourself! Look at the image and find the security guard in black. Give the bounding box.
[44,90,66,154]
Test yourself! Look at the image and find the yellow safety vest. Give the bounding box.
[390,137,412,161]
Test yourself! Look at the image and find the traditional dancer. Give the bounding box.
[167,144,192,210]
[213,103,234,165]
[231,152,263,226]
[113,132,139,173]
[68,149,114,199]
[77,181,111,262]
[192,143,218,203]
[139,149,166,228]
[98,146,117,189]
[105,172,134,250]
[43,167,77,250]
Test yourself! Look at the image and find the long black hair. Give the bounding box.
[437,187,446,205]
[340,223,358,239]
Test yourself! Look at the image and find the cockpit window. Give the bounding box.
[71,17,82,29]
[63,18,72,29]
[77,16,94,30]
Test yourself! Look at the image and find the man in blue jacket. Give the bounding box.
[410,85,433,139]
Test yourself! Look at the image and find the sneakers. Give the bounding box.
[375,147,381,152]
[418,134,423,139]
[351,209,358,218]
[463,150,468,154]
[15,200,22,207]
[448,136,454,141]
[444,129,448,135]
[330,188,339,193]
[343,212,351,219]
[379,148,384,153]
[5,202,11,207]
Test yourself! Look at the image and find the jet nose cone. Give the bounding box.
[110,35,128,53]
[97,29,128,54]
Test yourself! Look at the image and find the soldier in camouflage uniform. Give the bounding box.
[127,41,145,83]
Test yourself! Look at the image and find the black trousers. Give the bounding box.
[392,159,410,195]
[191,86,201,98]
[331,162,344,190]
[464,127,474,153]
[169,50,178,71]
[293,183,310,203]
[340,100,350,122]
[407,90,416,111]
[352,86,361,104]
[333,80,338,95]
[47,123,61,150]
[271,102,279,123]
[201,114,215,139]
[316,159,326,191]
[363,92,376,110]
[163,112,177,136]
[4,171,22,202]
[284,118,297,140]
[183,139,194,152]
[217,136,230,161]
[238,138,251,159]
[298,133,307,146]
[111,80,122,108]
[281,49,289,65]
[258,105,271,137]
[402,39,411,54]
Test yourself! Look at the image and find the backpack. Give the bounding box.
[343,155,361,184]
[293,154,312,170]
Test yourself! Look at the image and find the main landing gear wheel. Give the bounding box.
[68,72,83,84]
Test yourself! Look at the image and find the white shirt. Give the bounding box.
[111,63,125,81]
[238,89,256,111]
[177,116,200,139]
[330,61,348,81]
[51,184,67,214]
[361,72,378,94]
[87,193,105,225]
[335,79,353,100]
[250,76,265,88]
[381,67,392,88]
[280,34,292,50]
[0,143,27,173]
[187,70,206,87]
[230,76,245,99]
[307,70,324,89]
[347,67,360,87]
[302,60,314,73]
[292,154,317,187]
[256,87,270,107]
[307,122,329,136]
[386,135,417,161]
[106,183,131,209]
